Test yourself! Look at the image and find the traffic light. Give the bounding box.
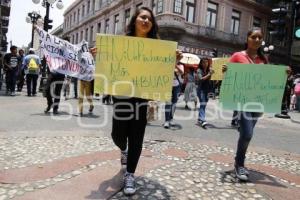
[295,1,300,40]
[44,17,53,32]
[270,7,287,40]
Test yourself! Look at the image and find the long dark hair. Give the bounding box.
[198,57,211,73]
[244,27,268,64]
[126,7,159,39]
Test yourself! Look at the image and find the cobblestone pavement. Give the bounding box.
[0,136,299,200]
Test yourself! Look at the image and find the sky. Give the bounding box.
[7,0,76,49]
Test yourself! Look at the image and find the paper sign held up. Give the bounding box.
[94,35,177,102]
[211,57,229,80]
[219,63,287,113]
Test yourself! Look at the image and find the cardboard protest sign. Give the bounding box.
[36,27,95,81]
[94,35,177,102]
[211,57,229,80]
[219,63,287,113]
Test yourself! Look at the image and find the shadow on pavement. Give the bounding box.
[220,169,287,188]
[31,111,71,116]
[86,170,171,200]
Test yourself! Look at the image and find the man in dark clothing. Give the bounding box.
[44,36,70,114]
[3,46,18,96]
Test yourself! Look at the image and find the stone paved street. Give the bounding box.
[0,91,300,199]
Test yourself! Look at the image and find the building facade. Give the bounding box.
[0,0,11,53]
[63,0,273,58]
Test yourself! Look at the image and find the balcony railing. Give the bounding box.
[156,13,246,45]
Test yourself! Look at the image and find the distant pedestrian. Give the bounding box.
[3,46,18,96]
[163,61,184,128]
[17,49,25,92]
[78,79,94,116]
[22,48,41,96]
[183,67,197,110]
[196,57,212,128]
[44,36,70,114]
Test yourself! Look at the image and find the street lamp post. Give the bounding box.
[32,0,64,92]
[26,11,41,48]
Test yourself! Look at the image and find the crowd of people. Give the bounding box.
[1,6,300,196]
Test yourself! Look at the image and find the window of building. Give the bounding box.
[186,0,195,23]
[82,5,85,17]
[157,0,163,14]
[90,26,94,43]
[206,1,218,28]
[77,9,80,22]
[97,22,101,33]
[76,33,79,43]
[85,28,89,41]
[72,34,75,44]
[253,16,261,28]
[80,30,84,41]
[231,10,241,35]
[114,14,120,35]
[125,9,131,27]
[87,0,90,13]
[92,0,95,12]
[74,12,76,23]
[70,14,72,26]
[152,0,156,15]
[174,0,183,14]
[105,19,110,33]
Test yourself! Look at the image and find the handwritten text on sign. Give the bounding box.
[36,27,95,81]
[94,35,177,101]
[211,57,229,80]
[219,63,287,113]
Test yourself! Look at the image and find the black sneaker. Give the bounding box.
[44,106,51,113]
[235,166,249,181]
[123,173,136,195]
[53,109,59,115]
[89,105,94,113]
[121,150,127,166]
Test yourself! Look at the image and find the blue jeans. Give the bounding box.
[165,85,181,122]
[235,112,261,166]
[197,88,209,122]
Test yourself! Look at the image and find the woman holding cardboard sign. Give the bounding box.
[223,28,268,181]
[110,7,183,195]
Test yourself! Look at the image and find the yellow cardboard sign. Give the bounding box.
[94,35,177,101]
[211,57,229,80]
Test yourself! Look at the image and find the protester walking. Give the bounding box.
[163,61,184,128]
[196,57,212,128]
[22,48,41,96]
[17,49,25,92]
[78,79,94,116]
[222,28,278,181]
[110,7,179,195]
[184,67,197,110]
[3,46,18,96]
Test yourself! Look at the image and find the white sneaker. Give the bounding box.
[169,120,176,126]
[123,172,136,195]
[10,92,16,96]
[163,121,170,129]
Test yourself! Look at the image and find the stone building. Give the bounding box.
[0,0,11,53]
[63,0,273,58]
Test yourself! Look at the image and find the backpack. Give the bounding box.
[295,83,300,96]
[28,58,38,71]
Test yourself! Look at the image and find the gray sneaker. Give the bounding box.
[123,173,136,195]
[235,166,249,181]
[163,121,170,129]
